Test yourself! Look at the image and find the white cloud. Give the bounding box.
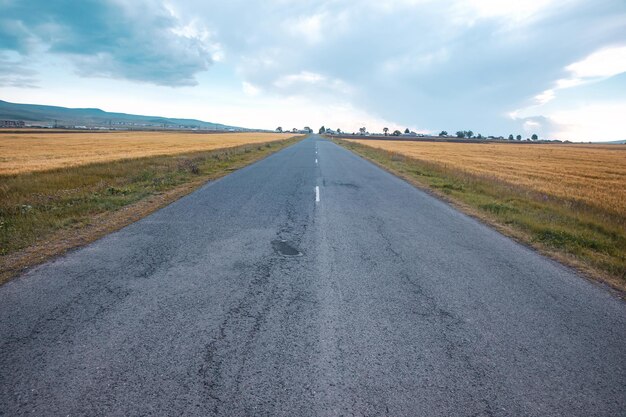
[533,45,626,105]
[273,71,353,97]
[551,102,626,141]
[534,89,555,105]
[523,119,541,131]
[0,50,38,87]
[285,13,325,44]
[555,78,584,89]
[462,0,559,19]
[382,49,450,74]
[566,45,626,78]
[170,19,224,61]
[242,81,260,96]
[274,71,325,88]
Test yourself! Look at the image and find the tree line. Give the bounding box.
[277,126,542,141]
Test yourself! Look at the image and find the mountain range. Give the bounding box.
[0,100,242,130]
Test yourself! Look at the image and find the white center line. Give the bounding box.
[315,186,320,203]
[315,158,318,164]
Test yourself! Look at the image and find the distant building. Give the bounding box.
[0,120,25,128]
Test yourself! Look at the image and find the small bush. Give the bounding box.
[432,182,464,192]
[390,153,405,162]
[480,202,519,215]
[176,159,200,174]
[106,187,131,196]
[534,229,606,252]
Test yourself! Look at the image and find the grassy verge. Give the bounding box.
[335,139,626,293]
[0,136,302,284]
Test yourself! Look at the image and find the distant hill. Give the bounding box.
[0,100,242,130]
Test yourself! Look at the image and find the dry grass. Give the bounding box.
[338,139,626,291]
[0,131,290,174]
[348,140,626,220]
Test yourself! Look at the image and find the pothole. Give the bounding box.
[271,240,303,257]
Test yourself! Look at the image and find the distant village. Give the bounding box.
[0,120,26,128]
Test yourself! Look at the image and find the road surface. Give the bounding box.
[1,135,625,416]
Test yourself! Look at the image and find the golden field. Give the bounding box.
[348,140,626,219]
[0,131,291,174]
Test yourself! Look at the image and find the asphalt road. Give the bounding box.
[1,135,625,416]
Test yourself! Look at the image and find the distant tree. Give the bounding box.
[456,131,464,138]
[276,126,283,133]
[383,127,389,136]
[319,126,326,134]
[404,128,410,134]
[531,133,539,140]
[516,134,522,140]
[477,133,483,139]
[439,131,448,137]
[337,128,342,134]
[465,130,473,138]
[508,134,514,140]
[291,128,296,133]
[304,126,312,133]
[393,130,402,136]
[359,127,367,135]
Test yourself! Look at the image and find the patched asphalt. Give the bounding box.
[1,135,624,416]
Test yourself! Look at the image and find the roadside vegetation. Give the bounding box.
[0,135,302,283]
[336,139,626,291]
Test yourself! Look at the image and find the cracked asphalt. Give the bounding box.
[1,135,625,416]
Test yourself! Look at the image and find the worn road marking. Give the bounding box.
[315,186,320,202]
[315,158,318,164]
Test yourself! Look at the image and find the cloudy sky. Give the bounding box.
[1,0,625,141]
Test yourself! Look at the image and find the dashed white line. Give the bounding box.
[315,186,320,203]
[315,158,318,164]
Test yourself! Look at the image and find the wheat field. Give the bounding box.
[0,131,291,174]
[348,140,626,218]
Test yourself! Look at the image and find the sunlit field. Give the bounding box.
[348,140,626,219]
[0,131,290,174]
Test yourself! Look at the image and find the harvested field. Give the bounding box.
[0,131,290,174]
[348,140,626,219]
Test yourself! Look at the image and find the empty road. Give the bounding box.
[1,135,625,416]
